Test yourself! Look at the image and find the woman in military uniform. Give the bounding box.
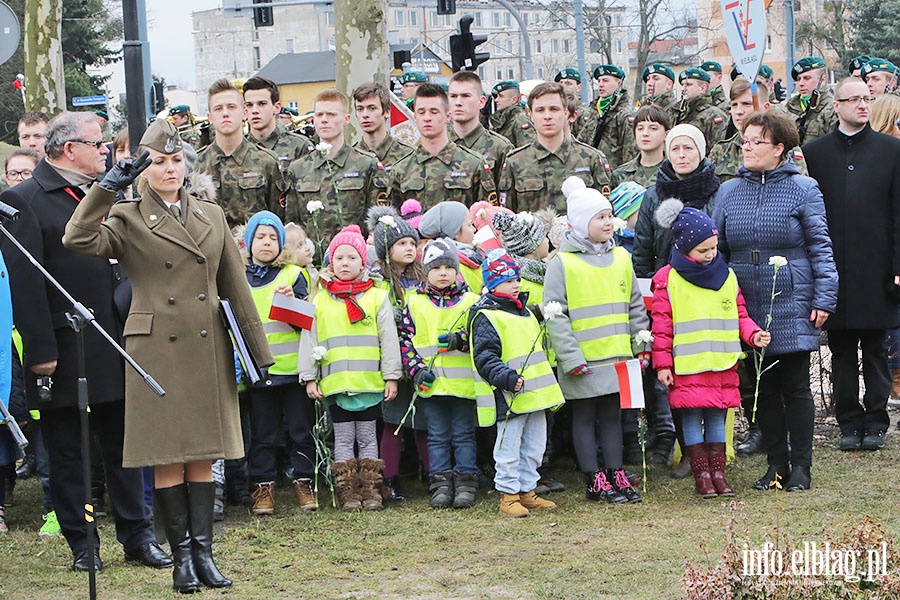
[63,119,273,593]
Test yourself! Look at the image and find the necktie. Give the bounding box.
[169,204,182,225]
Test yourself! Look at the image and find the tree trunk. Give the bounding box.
[334,0,389,141]
[24,0,65,114]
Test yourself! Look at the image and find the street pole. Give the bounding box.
[574,0,588,104]
[784,0,795,95]
[122,0,150,150]
[494,0,532,80]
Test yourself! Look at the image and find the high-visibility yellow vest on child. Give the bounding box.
[250,264,303,376]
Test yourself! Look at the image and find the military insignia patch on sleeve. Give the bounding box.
[487,191,499,206]
[279,192,287,209]
[376,191,389,205]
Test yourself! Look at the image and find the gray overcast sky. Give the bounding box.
[146,0,220,89]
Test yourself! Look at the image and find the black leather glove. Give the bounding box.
[98,150,151,192]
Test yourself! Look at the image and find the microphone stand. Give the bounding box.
[0,220,165,600]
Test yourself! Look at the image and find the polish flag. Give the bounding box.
[269,293,315,331]
[473,226,503,252]
[389,92,420,146]
[637,278,653,311]
[616,359,645,409]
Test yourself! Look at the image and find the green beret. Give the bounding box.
[93,109,109,121]
[139,118,183,155]
[399,71,428,85]
[642,63,675,83]
[554,68,582,83]
[758,64,774,79]
[279,106,299,116]
[848,55,871,75]
[729,64,741,81]
[678,67,710,83]
[168,104,191,116]
[791,56,827,81]
[700,61,722,73]
[861,58,899,80]
[593,64,625,80]
[492,80,519,96]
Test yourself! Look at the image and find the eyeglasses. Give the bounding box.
[741,139,773,148]
[835,95,875,104]
[69,139,105,149]
[5,169,32,180]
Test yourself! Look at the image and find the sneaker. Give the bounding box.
[839,434,863,451]
[40,510,61,536]
[250,482,275,515]
[585,470,626,504]
[612,469,643,503]
[861,431,886,451]
[293,479,317,511]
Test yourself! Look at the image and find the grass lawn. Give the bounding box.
[2,409,899,599]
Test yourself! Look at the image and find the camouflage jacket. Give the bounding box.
[194,139,286,228]
[498,137,616,213]
[388,140,496,211]
[570,101,593,140]
[785,89,838,145]
[574,92,636,170]
[708,133,809,183]
[612,155,661,188]
[247,121,313,172]
[645,89,680,124]
[284,142,386,243]
[489,104,536,148]
[353,133,415,177]
[449,122,513,187]
[675,95,728,151]
[710,86,730,114]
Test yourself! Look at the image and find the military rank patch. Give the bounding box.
[601,185,611,196]
[279,192,287,209]
[487,191,499,206]
[376,191,389,205]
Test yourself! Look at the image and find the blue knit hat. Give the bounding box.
[654,199,717,254]
[482,248,521,291]
[244,210,285,253]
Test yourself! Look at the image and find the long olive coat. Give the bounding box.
[63,177,274,467]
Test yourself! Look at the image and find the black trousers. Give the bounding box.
[828,328,891,435]
[752,351,814,468]
[41,401,153,555]
[248,383,315,482]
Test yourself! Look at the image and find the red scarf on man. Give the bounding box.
[325,279,375,323]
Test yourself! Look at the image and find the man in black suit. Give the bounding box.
[0,112,171,572]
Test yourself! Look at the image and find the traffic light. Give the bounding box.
[449,15,489,73]
[253,0,274,28]
[437,0,456,15]
[151,81,166,115]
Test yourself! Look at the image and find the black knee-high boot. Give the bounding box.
[154,485,200,594]
[187,481,232,588]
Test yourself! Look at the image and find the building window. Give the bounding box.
[253,46,261,70]
[252,28,260,42]
[535,39,542,53]
[507,68,514,79]
[552,39,559,53]
[563,39,570,53]
[616,39,623,54]
[431,11,439,27]
[478,66,485,79]
[409,10,417,26]
[496,68,503,80]
[537,66,544,79]
[766,34,772,52]
[492,12,501,28]
[325,10,334,26]
[395,10,404,26]
[474,12,482,27]
[286,38,294,53]
[288,100,298,109]
[504,13,511,27]
[614,15,621,26]
[506,40,513,54]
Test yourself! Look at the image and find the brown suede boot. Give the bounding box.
[684,443,717,498]
[357,458,385,511]
[499,493,529,517]
[706,442,734,497]
[332,459,362,511]
[892,369,900,400]
[518,489,557,510]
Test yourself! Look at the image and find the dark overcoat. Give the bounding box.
[803,124,900,330]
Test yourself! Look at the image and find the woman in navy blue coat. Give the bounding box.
[714,111,838,492]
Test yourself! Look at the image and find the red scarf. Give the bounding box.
[326,279,375,324]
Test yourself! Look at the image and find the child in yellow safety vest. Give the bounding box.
[243,211,318,515]
[299,225,402,511]
[418,201,484,294]
[545,177,648,505]
[650,200,769,498]
[367,205,429,503]
[469,248,565,518]
[398,238,480,509]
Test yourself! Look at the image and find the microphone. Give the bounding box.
[0,199,19,222]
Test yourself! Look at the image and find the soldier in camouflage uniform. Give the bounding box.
[709,79,808,183]
[675,67,728,152]
[613,104,671,187]
[194,79,285,228]
[242,76,313,173]
[285,88,386,244]
[641,64,680,124]
[861,58,900,97]
[351,82,415,177]
[448,71,512,187]
[701,60,730,114]
[499,82,615,213]
[784,57,839,145]
[574,64,635,170]
[553,67,590,139]
[848,55,872,78]
[390,83,496,210]
[169,105,203,149]
[488,80,535,148]
[399,71,428,108]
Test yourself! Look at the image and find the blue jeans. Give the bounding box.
[492,410,547,494]
[421,396,477,475]
[681,408,727,446]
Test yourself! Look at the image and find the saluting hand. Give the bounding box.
[98,150,151,192]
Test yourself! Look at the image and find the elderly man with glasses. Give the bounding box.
[0,112,171,573]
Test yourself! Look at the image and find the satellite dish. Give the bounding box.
[0,1,20,66]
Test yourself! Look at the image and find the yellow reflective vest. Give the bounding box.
[471,308,565,427]
[668,268,744,375]
[250,264,303,376]
[559,247,633,361]
[314,286,389,396]
[460,264,483,295]
[408,291,479,399]
[519,279,557,366]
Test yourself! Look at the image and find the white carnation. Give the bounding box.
[634,329,653,345]
[311,346,327,362]
[543,301,563,321]
[306,200,324,214]
[613,217,628,234]
[314,142,333,156]
[768,255,787,268]
[518,211,533,224]
[378,215,396,227]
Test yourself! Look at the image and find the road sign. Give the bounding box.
[72,95,108,106]
[0,1,20,66]
[720,0,766,83]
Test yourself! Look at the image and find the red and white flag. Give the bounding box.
[616,359,645,409]
[637,278,653,311]
[269,293,315,331]
[473,226,503,252]
[389,91,420,146]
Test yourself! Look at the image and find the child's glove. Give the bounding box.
[437,331,467,352]
[413,369,436,392]
[638,352,651,371]
[569,364,590,376]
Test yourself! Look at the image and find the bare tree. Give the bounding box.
[795,0,853,66]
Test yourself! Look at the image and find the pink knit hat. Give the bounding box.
[400,198,423,229]
[326,225,367,263]
[470,201,513,232]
